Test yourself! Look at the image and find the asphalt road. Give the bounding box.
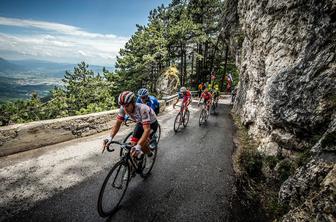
[1,99,234,222]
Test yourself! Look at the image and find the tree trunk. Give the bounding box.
[180,42,184,85]
[220,43,229,92]
[210,37,220,74]
[196,44,201,84]
[191,51,194,84]
[183,46,187,87]
[204,41,209,82]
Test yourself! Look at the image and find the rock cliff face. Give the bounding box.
[232,0,336,220]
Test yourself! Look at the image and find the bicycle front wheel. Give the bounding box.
[174,113,182,132]
[183,110,190,127]
[97,161,130,217]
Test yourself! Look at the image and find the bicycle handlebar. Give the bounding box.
[106,140,132,152]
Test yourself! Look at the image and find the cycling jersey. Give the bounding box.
[178,90,191,104]
[136,95,160,114]
[201,91,212,101]
[210,89,219,98]
[117,103,157,125]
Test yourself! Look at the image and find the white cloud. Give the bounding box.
[0,16,130,66]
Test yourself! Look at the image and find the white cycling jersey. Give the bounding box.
[117,103,157,125]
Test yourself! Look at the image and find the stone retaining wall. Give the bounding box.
[0,99,171,157]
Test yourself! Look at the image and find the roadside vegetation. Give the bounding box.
[230,114,312,221]
[1,0,240,126]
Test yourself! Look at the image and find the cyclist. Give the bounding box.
[198,88,212,114]
[103,91,159,159]
[173,86,191,110]
[211,86,220,105]
[136,88,160,115]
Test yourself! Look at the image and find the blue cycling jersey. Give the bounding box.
[136,95,160,114]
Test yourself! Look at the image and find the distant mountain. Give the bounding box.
[0,58,114,78]
[0,58,114,102]
[0,57,26,73]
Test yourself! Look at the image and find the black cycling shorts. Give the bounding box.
[130,121,159,143]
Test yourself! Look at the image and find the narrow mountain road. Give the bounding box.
[0,98,235,222]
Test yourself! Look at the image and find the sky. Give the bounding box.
[0,0,170,66]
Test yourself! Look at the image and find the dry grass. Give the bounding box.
[230,113,289,221]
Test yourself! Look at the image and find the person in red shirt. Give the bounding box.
[173,86,191,111]
[198,88,212,113]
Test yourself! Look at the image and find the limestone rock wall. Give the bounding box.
[234,0,336,153]
[232,0,336,220]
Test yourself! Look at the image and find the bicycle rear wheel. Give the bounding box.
[211,103,216,115]
[155,124,161,143]
[199,109,207,126]
[97,161,130,217]
[174,113,182,132]
[140,146,158,178]
[183,110,190,127]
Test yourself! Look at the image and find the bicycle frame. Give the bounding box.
[107,141,142,173]
[176,103,185,112]
[200,99,211,112]
[199,102,208,112]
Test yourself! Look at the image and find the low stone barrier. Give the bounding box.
[0,98,175,157]
[0,110,120,157]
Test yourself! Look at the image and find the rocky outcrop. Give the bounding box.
[234,0,336,153]
[279,116,336,221]
[156,66,180,96]
[231,0,336,220]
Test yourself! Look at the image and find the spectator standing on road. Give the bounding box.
[198,82,204,97]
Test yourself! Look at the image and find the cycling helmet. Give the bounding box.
[180,86,187,93]
[118,91,135,106]
[137,88,149,97]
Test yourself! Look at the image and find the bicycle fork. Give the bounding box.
[112,164,126,189]
[180,111,185,124]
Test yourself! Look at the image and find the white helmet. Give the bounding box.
[180,86,187,93]
[118,91,135,106]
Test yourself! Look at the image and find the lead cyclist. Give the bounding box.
[103,91,159,159]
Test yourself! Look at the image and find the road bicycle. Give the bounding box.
[173,104,190,132]
[122,118,161,156]
[97,133,159,217]
[210,95,219,115]
[199,101,209,126]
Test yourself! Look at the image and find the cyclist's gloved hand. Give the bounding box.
[104,135,113,147]
[131,144,143,159]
